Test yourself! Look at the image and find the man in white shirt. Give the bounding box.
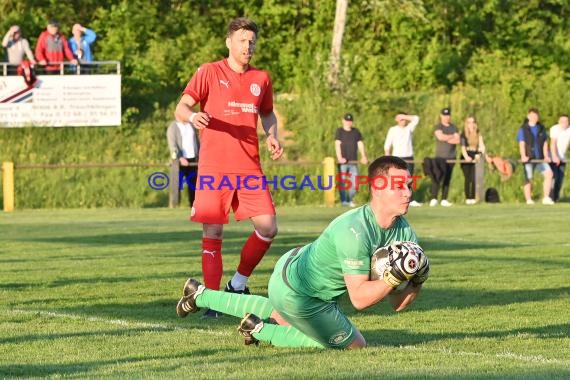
[167,120,199,207]
[384,113,421,206]
[549,114,570,202]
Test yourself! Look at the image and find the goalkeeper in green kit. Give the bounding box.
[176,156,429,349]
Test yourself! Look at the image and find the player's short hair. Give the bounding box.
[227,17,259,37]
[367,156,408,190]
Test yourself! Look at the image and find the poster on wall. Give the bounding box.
[0,74,121,127]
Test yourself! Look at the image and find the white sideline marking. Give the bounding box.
[6,309,230,336]
[400,345,564,364]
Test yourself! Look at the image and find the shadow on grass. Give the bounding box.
[349,285,570,315]
[0,327,172,345]
[24,230,316,250]
[12,296,263,330]
[0,348,228,378]
[365,322,570,347]
[420,237,526,251]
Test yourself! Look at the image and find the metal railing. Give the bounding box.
[1,60,121,76]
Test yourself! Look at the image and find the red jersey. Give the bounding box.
[182,59,274,173]
[35,31,75,71]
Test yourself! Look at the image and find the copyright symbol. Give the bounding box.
[148,172,169,190]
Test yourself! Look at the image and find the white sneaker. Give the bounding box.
[341,202,350,207]
[466,199,476,205]
[526,199,535,205]
[409,200,422,207]
[429,199,438,207]
[542,197,554,205]
[349,202,356,207]
[440,199,453,207]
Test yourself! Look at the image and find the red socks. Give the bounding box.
[201,237,223,290]
[201,232,272,289]
[237,231,273,277]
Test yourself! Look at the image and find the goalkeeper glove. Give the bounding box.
[410,252,429,285]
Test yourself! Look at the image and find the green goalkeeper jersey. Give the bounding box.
[285,204,417,302]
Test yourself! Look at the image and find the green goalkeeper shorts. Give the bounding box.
[268,248,357,349]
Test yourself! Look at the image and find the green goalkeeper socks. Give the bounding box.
[196,289,274,320]
[195,289,325,348]
[254,323,324,348]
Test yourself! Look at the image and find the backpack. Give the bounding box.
[485,187,500,203]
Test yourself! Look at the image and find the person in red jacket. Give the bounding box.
[35,19,77,74]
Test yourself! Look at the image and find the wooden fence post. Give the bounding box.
[323,157,335,207]
[475,156,485,202]
[169,160,179,208]
[2,162,14,212]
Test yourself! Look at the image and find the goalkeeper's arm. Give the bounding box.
[389,282,422,311]
[344,273,397,310]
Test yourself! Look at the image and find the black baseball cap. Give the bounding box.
[440,107,451,115]
[343,113,354,121]
[48,19,59,27]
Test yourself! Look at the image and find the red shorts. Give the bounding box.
[190,172,276,224]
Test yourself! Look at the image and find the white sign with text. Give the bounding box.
[0,74,121,127]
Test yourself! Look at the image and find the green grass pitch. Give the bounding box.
[1,204,569,379]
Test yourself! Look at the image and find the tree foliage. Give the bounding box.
[2,0,569,103]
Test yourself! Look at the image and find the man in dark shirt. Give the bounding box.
[335,113,368,207]
[430,108,460,207]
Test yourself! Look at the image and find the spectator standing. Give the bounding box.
[35,19,77,74]
[430,107,460,207]
[174,17,283,318]
[384,112,422,207]
[68,23,96,73]
[549,114,570,202]
[460,116,486,205]
[2,25,36,74]
[335,113,368,207]
[516,107,554,205]
[167,120,199,207]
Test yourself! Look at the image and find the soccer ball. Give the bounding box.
[370,241,423,289]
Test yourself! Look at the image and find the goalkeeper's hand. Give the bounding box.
[382,242,419,288]
[410,251,429,286]
[382,265,407,288]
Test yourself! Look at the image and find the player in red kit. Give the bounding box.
[174,17,283,318]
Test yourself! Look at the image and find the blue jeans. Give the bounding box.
[338,163,359,203]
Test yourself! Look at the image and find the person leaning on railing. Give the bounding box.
[516,107,554,205]
[34,19,77,75]
[68,23,97,74]
[2,25,36,75]
[460,116,486,205]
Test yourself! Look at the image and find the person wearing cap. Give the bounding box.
[430,107,460,207]
[516,107,554,205]
[335,113,369,207]
[35,19,77,74]
[384,112,422,207]
[2,25,36,74]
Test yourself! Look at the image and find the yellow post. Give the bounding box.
[3,162,14,212]
[322,157,336,207]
